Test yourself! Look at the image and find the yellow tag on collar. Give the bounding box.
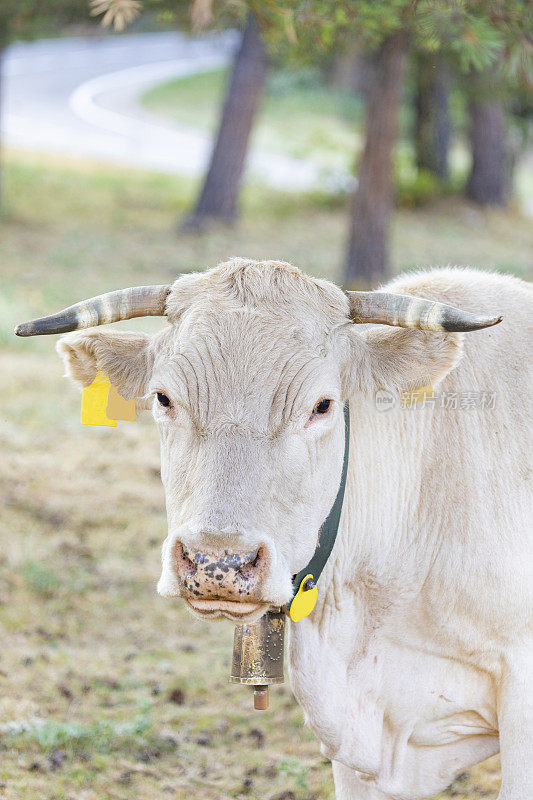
[400,384,433,407]
[81,372,117,427]
[289,574,318,622]
[106,384,136,422]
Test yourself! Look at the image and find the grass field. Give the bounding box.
[141,68,364,173]
[1,149,530,798]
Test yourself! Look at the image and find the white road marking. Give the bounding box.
[2,32,328,191]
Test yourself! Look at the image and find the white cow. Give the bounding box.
[16,259,533,799]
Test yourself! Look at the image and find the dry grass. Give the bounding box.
[1,149,525,799]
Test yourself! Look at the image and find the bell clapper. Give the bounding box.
[253,685,269,710]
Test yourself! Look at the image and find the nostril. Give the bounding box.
[173,542,196,575]
[239,546,265,579]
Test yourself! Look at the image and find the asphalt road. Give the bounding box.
[3,31,321,190]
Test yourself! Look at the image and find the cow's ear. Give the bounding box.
[56,329,155,401]
[359,327,464,394]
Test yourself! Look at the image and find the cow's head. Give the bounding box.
[16,260,501,622]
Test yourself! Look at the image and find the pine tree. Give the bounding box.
[247,0,533,285]
[346,31,409,284]
[93,1,268,228]
[95,0,532,274]
[414,52,450,181]
[465,71,508,206]
[182,12,268,229]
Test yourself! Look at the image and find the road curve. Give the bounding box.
[3,31,322,191]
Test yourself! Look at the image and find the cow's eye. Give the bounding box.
[157,392,171,408]
[313,398,332,415]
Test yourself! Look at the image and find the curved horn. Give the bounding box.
[346,291,502,332]
[14,285,171,337]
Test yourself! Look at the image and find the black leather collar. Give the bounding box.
[289,402,350,616]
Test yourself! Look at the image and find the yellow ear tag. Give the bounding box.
[289,574,318,622]
[106,384,136,422]
[400,384,434,407]
[81,372,117,427]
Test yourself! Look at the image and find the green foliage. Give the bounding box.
[416,1,504,68]
[90,0,246,36]
[0,0,93,45]
[248,0,532,83]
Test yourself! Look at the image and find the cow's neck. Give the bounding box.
[286,396,499,795]
[319,394,437,615]
[288,391,434,665]
[287,396,446,768]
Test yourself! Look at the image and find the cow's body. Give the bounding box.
[37,260,531,799]
[289,268,532,799]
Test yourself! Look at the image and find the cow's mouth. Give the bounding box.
[185,597,268,622]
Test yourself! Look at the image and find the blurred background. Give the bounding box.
[0,1,531,798]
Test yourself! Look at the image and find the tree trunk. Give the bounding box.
[182,12,267,228]
[414,54,450,180]
[465,92,508,206]
[344,31,409,287]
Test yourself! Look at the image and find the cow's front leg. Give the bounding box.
[332,762,393,800]
[497,643,533,800]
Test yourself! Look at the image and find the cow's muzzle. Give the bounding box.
[168,541,270,621]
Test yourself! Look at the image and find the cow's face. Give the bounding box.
[56,260,474,622]
[152,305,348,621]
